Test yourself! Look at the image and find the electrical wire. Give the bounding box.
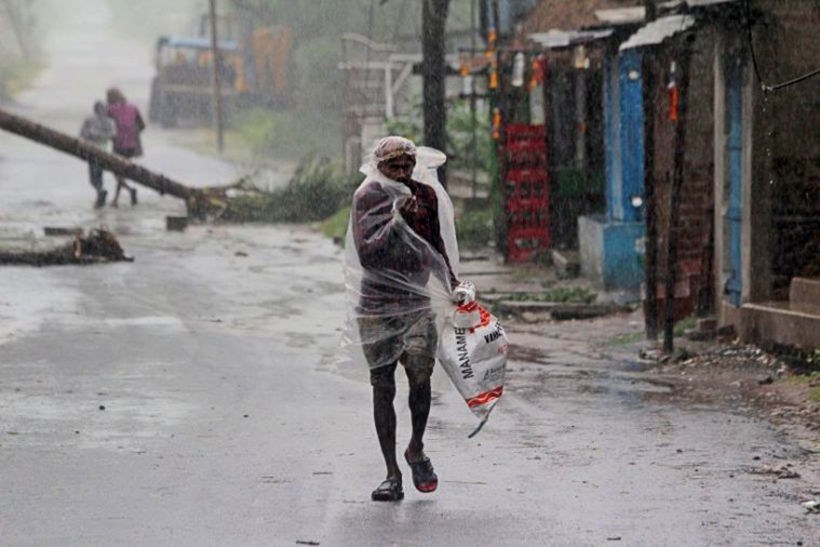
[766,66,820,93]
[744,0,820,93]
[744,0,766,87]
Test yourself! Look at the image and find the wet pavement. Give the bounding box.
[1,1,818,545]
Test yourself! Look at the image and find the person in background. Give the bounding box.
[106,87,145,207]
[78,100,116,208]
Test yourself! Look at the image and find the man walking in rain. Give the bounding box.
[344,136,471,501]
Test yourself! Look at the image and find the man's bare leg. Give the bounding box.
[405,365,431,460]
[372,364,401,481]
[403,358,438,493]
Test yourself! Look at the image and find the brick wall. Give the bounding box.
[649,30,716,311]
[752,0,820,293]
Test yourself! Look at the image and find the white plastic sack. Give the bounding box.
[437,300,508,437]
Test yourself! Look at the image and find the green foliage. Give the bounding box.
[556,169,585,198]
[221,156,357,223]
[230,107,340,161]
[232,107,278,157]
[781,370,820,403]
[385,116,422,144]
[0,60,43,101]
[456,208,493,250]
[386,98,492,172]
[503,287,598,304]
[279,157,358,221]
[446,100,493,172]
[673,315,697,337]
[291,38,345,109]
[320,206,351,246]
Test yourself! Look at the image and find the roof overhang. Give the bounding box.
[595,7,646,26]
[619,14,697,50]
[686,0,737,7]
[528,28,615,50]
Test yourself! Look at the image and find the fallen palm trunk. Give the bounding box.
[0,107,227,218]
[0,107,353,223]
[0,228,133,266]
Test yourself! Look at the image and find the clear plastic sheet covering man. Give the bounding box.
[340,137,460,372]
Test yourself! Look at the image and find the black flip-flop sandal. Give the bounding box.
[405,450,438,493]
[371,478,404,501]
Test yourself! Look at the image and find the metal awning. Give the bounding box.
[528,28,615,49]
[686,0,737,6]
[595,7,646,26]
[619,14,696,50]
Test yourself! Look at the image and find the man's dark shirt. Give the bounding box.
[353,178,457,313]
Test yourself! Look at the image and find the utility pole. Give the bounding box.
[663,38,693,354]
[209,0,225,153]
[422,0,450,187]
[470,0,478,198]
[642,0,659,341]
[574,45,588,194]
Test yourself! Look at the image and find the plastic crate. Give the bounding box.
[503,141,547,168]
[504,124,547,143]
[498,123,551,262]
[503,169,549,202]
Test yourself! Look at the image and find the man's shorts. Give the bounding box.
[357,311,437,386]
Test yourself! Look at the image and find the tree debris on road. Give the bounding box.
[0,228,132,266]
[747,464,801,480]
[0,108,353,224]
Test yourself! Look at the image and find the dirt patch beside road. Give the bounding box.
[504,307,820,450]
[645,345,820,439]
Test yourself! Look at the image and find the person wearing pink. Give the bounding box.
[106,87,145,206]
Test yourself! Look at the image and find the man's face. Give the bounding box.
[378,154,416,184]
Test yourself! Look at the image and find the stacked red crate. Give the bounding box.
[501,124,550,262]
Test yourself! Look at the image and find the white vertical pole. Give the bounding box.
[385,63,394,119]
[209,0,224,153]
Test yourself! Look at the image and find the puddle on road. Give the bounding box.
[508,341,676,407]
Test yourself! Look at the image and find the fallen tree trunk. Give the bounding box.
[0,107,217,216]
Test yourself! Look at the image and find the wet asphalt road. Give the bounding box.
[1,1,818,545]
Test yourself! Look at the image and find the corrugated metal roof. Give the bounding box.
[529,28,614,49]
[686,0,737,7]
[619,14,696,50]
[521,0,643,35]
[595,6,645,25]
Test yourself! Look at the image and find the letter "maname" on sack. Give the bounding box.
[454,328,474,379]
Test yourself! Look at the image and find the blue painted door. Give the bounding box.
[726,58,744,306]
[618,49,644,223]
